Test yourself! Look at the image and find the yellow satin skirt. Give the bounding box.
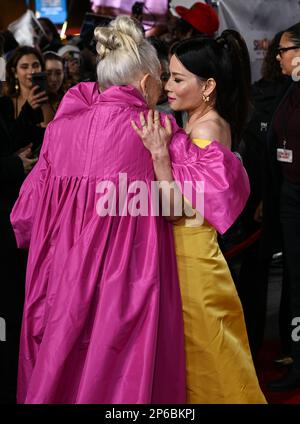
[173,218,266,404]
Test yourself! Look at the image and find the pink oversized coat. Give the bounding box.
[11,82,249,404]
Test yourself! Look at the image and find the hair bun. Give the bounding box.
[110,16,144,45]
[94,16,143,60]
[94,27,119,59]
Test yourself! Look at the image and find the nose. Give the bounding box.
[165,77,172,92]
[276,53,281,61]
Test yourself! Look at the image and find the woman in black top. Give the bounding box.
[0,46,53,404]
[5,46,54,136]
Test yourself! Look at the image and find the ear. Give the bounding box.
[203,78,216,96]
[140,73,151,97]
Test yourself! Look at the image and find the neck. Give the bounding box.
[187,103,214,125]
[18,86,30,101]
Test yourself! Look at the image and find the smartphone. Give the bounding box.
[31,72,48,93]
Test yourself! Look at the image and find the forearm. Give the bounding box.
[152,150,173,182]
[152,151,183,222]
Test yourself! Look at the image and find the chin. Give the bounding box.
[169,103,180,111]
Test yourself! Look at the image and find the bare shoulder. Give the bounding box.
[190,116,231,149]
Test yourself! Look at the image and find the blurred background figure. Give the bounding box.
[148,37,171,114]
[44,52,65,113]
[38,17,63,53]
[173,1,219,40]
[0,43,43,405]
[264,22,300,391]
[0,30,19,62]
[5,46,54,129]
[226,31,291,361]
[58,44,82,89]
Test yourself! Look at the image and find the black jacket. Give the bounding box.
[0,96,44,226]
[242,78,290,219]
[261,79,296,257]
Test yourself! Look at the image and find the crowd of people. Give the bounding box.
[0,1,300,404]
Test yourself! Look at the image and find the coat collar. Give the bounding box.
[54,82,146,121]
[99,84,146,107]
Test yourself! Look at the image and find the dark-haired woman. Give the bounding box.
[6,46,54,122]
[44,51,65,113]
[134,31,266,403]
[264,23,300,391]
[1,46,53,403]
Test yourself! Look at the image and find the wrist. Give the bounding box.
[151,148,170,162]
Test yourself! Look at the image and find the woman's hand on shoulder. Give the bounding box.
[131,110,172,161]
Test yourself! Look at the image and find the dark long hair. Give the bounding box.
[173,30,251,147]
[5,46,45,97]
[261,31,284,81]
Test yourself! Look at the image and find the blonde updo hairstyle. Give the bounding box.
[94,16,161,89]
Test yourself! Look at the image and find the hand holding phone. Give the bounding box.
[28,84,48,109]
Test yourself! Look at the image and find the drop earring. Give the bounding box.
[15,78,20,95]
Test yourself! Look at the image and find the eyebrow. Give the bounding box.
[19,61,40,66]
[171,72,186,77]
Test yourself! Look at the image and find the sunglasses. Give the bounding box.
[276,45,300,57]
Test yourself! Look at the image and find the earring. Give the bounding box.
[202,93,210,102]
[15,78,20,95]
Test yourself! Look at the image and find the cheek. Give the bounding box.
[175,84,191,100]
[16,69,26,79]
[283,57,293,73]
